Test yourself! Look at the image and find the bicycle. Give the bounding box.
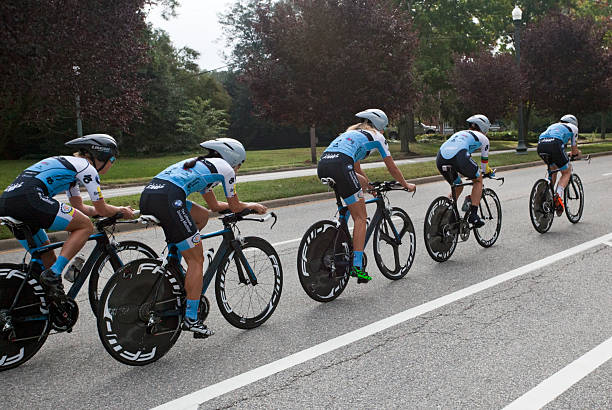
[96,208,283,366]
[529,153,589,233]
[0,213,157,371]
[423,169,504,262]
[297,180,416,303]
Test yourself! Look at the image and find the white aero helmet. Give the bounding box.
[560,114,578,127]
[355,108,389,131]
[200,138,246,168]
[466,114,491,134]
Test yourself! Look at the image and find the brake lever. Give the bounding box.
[269,212,277,229]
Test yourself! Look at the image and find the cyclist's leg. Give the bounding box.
[187,200,209,231]
[436,152,462,199]
[455,151,484,227]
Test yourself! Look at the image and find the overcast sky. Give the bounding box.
[146,0,236,71]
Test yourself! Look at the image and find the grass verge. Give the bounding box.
[2,142,610,241]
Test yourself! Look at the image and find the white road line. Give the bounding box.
[503,336,612,410]
[604,241,612,248]
[153,232,612,410]
[602,172,612,177]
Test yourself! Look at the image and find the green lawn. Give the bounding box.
[1,141,610,241]
[0,139,523,189]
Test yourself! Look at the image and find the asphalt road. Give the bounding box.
[1,158,610,409]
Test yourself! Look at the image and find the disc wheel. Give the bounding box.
[529,179,554,233]
[424,197,459,262]
[97,259,182,366]
[297,220,351,302]
[0,264,50,372]
[215,237,283,329]
[564,174,584,224]
[373,207,416,280]
[89,240,158,317]
[474,188,502,248]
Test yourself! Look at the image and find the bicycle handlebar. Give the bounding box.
[369,180,417,197]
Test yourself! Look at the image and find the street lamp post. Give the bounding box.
[513,5,527,154]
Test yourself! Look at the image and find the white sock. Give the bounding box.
[556,186,564,197]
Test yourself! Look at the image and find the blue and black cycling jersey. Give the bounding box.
[323,129,391,163]
[539,123,578,146]
[153,158,236,198]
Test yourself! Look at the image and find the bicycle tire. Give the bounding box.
[0,264,50,372]
[89,240,158,317]
[97,259,182,366]
[373,207,416,280]
[423,197,459,262]
[297,220,351,302]
[215,237,283,329]
[474,188,502,248]
[564,174,584,224]
[529,179,554,233]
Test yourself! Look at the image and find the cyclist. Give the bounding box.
[0,134,134,300]
[139,138,267,336]
[436,114,493,228]
[537,114,580,216]
[317,108,416,283]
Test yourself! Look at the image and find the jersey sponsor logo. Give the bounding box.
[83,174,92,184]
[37,192,55,205]
[191,233,201,245]
[347,164,353,170]
[46,177,54,185]
[60,203,74,215]
[4,182,24,192]
[173,199,183,208]
[145,183,165,190]
[95,176,100,184]
[321,153,339,160]
[228,177,235,185]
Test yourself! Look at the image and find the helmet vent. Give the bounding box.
[223,142,235,151]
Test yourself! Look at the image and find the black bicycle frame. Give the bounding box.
[332,190,402,248]
[165,224,258,296]
[9,229,125,309]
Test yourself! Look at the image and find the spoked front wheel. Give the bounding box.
[564,174,584,223]
[0,264,50,372]
[297,220,351,302]
[373,207,416,279]
[97,259,182,366]
[216,237,283,329]
[474,188,502,248]
[424,197,459,262]
[89,240,158,317]
[529,179,554,233]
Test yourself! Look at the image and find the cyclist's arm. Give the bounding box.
[201,191,229,213]
[92,199,134,218]
[68,195,96,216]
[479,134,492,174]
[353,161,370,190]
[226,195,266,215]
[383,156,416,191]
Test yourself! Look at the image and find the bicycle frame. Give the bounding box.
[331,189,402,249]
[165,223,258,296]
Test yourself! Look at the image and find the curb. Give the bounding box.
[1,150,610,252]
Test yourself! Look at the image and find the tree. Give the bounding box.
[177,97,229,143]
[521,13,611,118]
[0,0,151,158]
[222,0,418,161]
[451,51,523,122]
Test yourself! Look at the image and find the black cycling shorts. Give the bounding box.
[537,138,569,170]
[436,149,479,184]
[139,178,200,251]
[317,152,363,205]
[0,181,74,240]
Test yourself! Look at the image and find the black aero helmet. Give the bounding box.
[65,134,118,162]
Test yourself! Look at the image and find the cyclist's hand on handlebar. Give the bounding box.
[402,182,416,192]
[250,203,267,215]
[119,206,135,219]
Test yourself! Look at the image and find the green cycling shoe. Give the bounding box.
[349,266,372,284]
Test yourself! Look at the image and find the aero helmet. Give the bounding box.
[200,138,246,168]
[355,109,389,131]
[560,114,578,127]
[466,114,491,134]
[65,134,118,162]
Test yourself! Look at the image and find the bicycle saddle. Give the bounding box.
[320,177,336,188]
[139,215,161,225]
[0,216,24,227]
